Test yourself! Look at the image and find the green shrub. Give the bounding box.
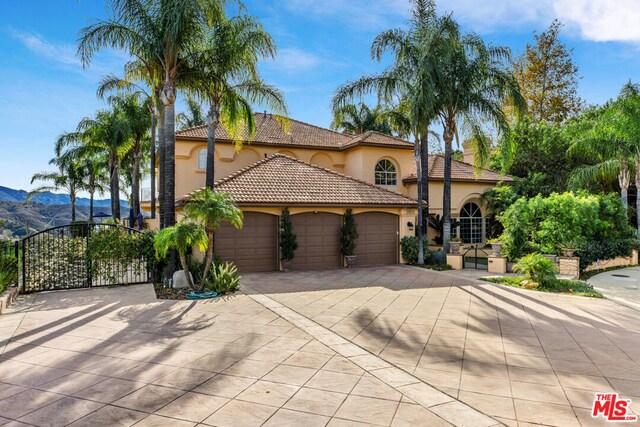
[0,255,17,293]
[513,253,558,284]
[340,209,359,256]
[280,208,297,261]
[500,192,632,260]
[575,239,638,272]
[429,249,446,265]
[205,261,240,293]
[400,236,430,265]
[482,276,602,298]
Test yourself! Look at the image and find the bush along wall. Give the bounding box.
[499,192,634,262]
[400,236,430,265]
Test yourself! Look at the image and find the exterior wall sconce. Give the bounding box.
[407,221,414,231]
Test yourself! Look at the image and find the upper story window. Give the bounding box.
[198,148,207,170]
[375,159,397,186]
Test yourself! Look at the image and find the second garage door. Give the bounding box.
[291,212,342,270]
[354,212,399,265]
[215,212,278,272]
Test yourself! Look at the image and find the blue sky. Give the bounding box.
[1,0,640,191]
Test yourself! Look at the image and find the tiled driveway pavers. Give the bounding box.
[242,265,640,427]
[0,281,478,426]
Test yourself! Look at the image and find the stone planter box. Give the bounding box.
[0,286,20,315]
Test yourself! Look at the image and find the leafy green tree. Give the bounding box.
[154,221,208,289]
[78,0,228,227]
[177,94,206,130]
[184,188,243,288]
[189,14,287,189]
[331,103,393,135]
[279,208,297,263]
[29,156,85,222]
[340,209,359,257]
[511,20,584,123]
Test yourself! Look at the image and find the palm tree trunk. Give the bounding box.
[89,189,94,223]
[150,108,156,219]
[442,128,454,254]
[179,253,194,289]
[205,104,220,189]
[158,104,166,228]
[131,140,141,216]
[420,132,430,256]
[417,148,424,265]
[635,157,640,236]
[620,158,630,210]
[201,230,215,290]
[162,83,176,228]
[70,191,76,223]
[109,157,118,221]
[113,162,121,221]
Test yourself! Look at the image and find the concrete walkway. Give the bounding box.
[243,266,640,427]
[589,266,640,312]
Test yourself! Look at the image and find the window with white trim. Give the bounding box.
[458,202,483,244]
[375,159,397,186]
[198,148,207,170]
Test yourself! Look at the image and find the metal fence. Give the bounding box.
[21,223,152,293]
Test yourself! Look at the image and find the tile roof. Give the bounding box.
[178,154,420,207]
[175,113,414,151]
[402,155,512,184]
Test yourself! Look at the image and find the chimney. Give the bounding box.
[462,140,474,165]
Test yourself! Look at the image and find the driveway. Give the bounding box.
[243,265,640,427]
[589,266,640,312]
[1,266,638,427]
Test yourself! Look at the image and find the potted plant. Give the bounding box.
[279,208,297,271]
[448,236,461,254]
[487,237,503,256]
[562,243,575,257]
[340,209,359,267]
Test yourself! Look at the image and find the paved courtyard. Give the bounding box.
[0,266,638,426]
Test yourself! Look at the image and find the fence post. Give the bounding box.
[87,223,92,288]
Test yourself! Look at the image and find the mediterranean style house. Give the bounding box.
[141,113,511,271]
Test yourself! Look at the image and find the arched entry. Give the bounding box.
[458,202,484,244]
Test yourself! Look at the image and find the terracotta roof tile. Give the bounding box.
[175,113,414,150]
[402,155,512,183]
[179,154,420,207]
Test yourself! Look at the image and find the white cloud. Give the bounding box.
[9,29,81,66]
[268,47,321,72]
[553,0,640,43]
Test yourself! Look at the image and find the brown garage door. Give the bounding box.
[215,212,278,272]
[291,212,341,270]
[354,212,398,265]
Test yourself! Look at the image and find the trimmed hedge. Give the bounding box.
[575,239,637,272]
[400,236,430,265]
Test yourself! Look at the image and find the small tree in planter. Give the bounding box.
[340,209,359,267]
[279,208,297,271]
[154,222,208,289]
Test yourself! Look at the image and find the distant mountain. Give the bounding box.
[0,186,128,208]
[0,200,129,238]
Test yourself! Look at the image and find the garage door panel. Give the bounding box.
[215,212,278,272]
[354,212,398,266]
[291,212,341,270]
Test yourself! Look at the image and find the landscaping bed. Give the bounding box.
[482,276,603,298]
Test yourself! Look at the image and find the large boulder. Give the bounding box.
[172,270,193,289]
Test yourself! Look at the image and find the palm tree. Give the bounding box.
[111,94,151,217]
[154,221,208,289]
[177,95,206,130]
[184,188,243,288]
[569,82,640,233]
[78,0,227,227]
[189,15,288,189]
[56,108,131,221]
[29,156,85,222]
[331,103,393,135]
[58,149,108,222]
[333,0,452,264]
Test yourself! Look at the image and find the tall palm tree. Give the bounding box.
[78,0,227,227]
[57,108,131,221]
[154,221,208,289]
[29,156,85,222]
[189,14,288,189]
[58,149,108,222]
[184,188,243,288]
[111,94,151,217]
[333,0,451,264]
[177,94,206,130]
[331,103,393,135]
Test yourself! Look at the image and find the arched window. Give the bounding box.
[375,159,397,186]
[198,148,207,170]
[458,202,483,244]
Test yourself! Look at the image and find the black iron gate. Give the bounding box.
[463,245,489,270]
[21,223,151,293]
